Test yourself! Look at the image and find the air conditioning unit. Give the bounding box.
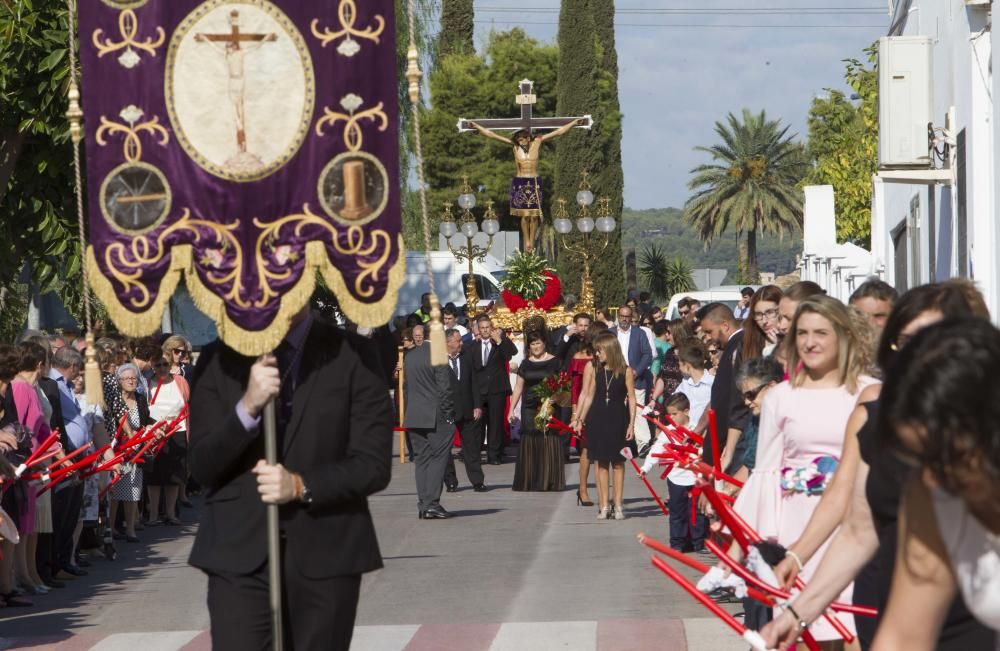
[878,36,934,169]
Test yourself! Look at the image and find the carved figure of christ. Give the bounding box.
[195,11,277,154]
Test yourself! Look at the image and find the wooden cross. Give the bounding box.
[195,10,276,50]
[457,79,592,132]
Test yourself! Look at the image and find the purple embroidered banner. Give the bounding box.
[79,0,403,354]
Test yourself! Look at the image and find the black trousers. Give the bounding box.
[51,482,84,570]
[206,554,362,651]
[444,418,484,487]
[667,479,707,552]
[482,393,507,463]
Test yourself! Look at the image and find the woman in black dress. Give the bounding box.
[572,332,636,520]
[508,331,564,491]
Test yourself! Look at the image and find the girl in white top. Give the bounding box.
[873,318,1000,650]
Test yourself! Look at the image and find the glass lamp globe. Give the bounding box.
[439,220,457,238]
[576,189,594,207]
[449,233,467,249]
[461,220,478,238]
[595,216,616,233]
[576,217,595,233]
[457,193,477,210]
[553,217,573,235]
[481,218,500,236]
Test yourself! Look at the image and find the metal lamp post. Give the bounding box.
[438,176,499,309]
[553,172,616,313]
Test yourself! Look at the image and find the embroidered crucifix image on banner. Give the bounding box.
[80,0,403,354]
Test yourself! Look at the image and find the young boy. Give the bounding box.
[641,341,713,551]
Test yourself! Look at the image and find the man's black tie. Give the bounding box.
[275,340,295,433]
[450,356,459,380]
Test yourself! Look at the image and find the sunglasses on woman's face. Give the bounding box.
[742,382,770,402]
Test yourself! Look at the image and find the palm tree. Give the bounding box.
[684,109,807,282]
[639,243,694,302]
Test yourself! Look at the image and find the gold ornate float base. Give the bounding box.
[489,301,573,332]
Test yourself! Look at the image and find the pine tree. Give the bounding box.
[554,0,626,310]
[438,0,474,57]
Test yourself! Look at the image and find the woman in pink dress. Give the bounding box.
[733,295,876,647]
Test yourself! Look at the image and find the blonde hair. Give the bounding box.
[593,331,627,377]
[162,335,190,357]
[786,295,874,393]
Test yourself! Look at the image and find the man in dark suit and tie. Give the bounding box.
[188,308,393,650]
[609,305,654,453]
[467,315,517,465]
[403,339,456,519]
[442,328,487,492]
[694,302,748,473]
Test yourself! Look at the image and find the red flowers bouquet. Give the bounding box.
[532,371,572,430]
[500,251,562,313]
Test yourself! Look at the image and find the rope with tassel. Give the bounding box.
[405,0,446,367]
[65,0,104,408]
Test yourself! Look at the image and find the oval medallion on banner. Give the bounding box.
[166,0,315,182]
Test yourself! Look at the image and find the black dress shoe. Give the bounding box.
[446,484,458,492]
[472,484,487,492]
[488,460,502,466]
[61,564,88,577]
[422,506,453,519]
[417,510,426,519]
[42,578,65,589]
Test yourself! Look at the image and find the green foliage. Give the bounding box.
[622,207,802,283]
[685,109,807,283]
[420,28,559,247]
[554,0,625,309]
[438,0,474,57]
[805,46,878,247]
[0,0,108,331]
[501,251,553,299]
[638,243,694,302]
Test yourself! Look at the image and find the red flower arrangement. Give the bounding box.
[502,271,562,313]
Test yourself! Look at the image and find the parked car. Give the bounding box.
[664,285,759,319]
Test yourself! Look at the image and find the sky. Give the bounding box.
[464,1,890,210]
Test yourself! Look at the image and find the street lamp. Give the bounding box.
[438,176,499,307]
[554,171,615,313]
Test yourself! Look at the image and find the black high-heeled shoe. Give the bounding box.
[576,490,594,507]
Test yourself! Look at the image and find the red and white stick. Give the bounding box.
[621,447,669,517]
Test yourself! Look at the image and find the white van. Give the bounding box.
[664,285,757,320]
[397,251,507,316]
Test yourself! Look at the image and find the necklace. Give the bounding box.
[603,366,612,405]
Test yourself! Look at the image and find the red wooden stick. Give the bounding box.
[638,533,775,606]
[621,447,669,517]
[99,473,122,499]
[15,432,60,477]
[112,412,128,442]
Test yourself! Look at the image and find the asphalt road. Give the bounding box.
[1,445,746,650]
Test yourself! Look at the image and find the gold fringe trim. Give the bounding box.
[87,235,406,356]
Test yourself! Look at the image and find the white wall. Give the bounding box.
[873,1,995,313]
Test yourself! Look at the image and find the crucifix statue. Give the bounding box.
[458,80,591,253]
[195,10,277,160]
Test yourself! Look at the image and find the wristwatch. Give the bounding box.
[295,473,313,504]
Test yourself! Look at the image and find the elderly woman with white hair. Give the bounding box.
[108,363,152,543]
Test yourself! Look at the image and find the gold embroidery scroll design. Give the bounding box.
[95,105,170,163]
[314,94,388,152]
[92,9,166,68]
[310,0,385,57]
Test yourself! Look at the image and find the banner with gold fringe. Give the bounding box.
[79,0,403,355]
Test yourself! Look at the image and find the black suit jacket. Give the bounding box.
[188,318,393,578]
[447,352,478,422]
[38,376,69,449]
[704,329,747,464]
[466,336,517,399]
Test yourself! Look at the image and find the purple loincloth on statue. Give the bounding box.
[510,176,543,217]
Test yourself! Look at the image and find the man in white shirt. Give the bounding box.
[441,304,469,339]
[733,287,754,321]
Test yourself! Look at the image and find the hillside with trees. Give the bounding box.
[622,207,802,284]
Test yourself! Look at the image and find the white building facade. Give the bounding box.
[871,0,998,313]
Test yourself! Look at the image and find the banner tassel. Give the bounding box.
[427,295,447,367]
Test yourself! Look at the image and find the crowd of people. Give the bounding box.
[0,332,195,609]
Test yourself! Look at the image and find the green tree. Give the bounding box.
[638,243,696,303]
[438,0,474,57]
[805,47,878,246]
[685,109,807,283]
[554,0,625,308]
[421,28,559,247]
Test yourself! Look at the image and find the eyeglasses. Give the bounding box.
[120,377,138,383]
[753,308,780,322]
[742,382,770,402]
